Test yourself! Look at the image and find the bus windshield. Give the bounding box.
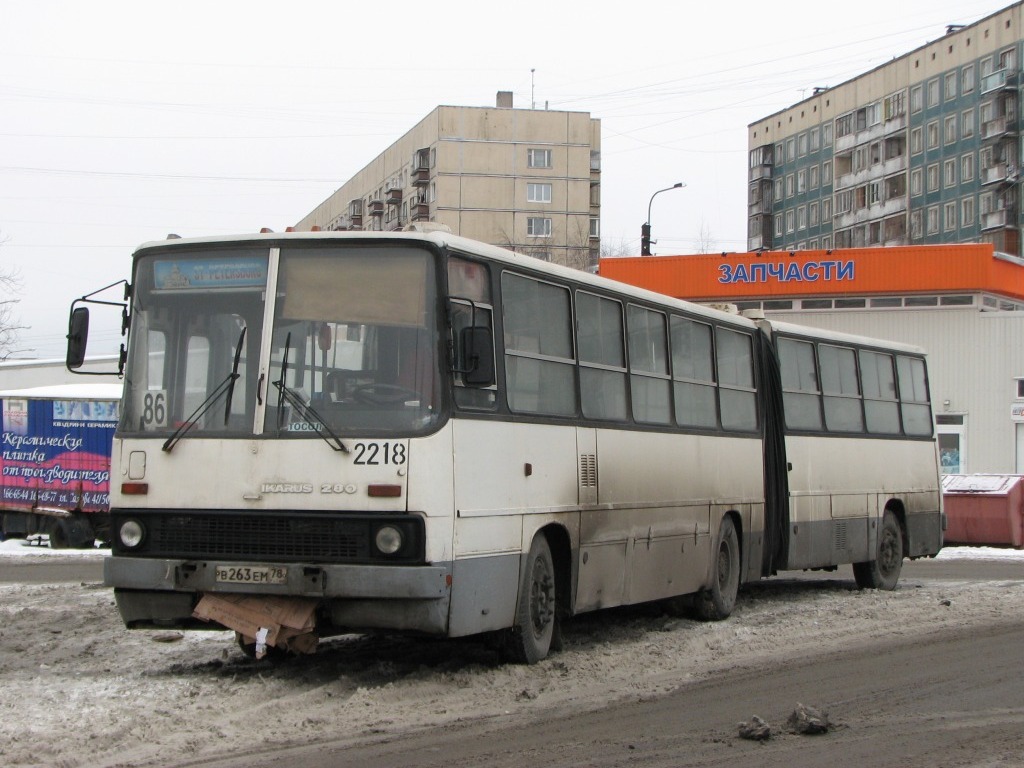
[120,244,443,440]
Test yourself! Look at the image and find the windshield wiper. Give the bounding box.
[273,331,349,454]
[223,326,246,426]
[162,327,247,453]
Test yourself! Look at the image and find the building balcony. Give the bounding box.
[981,68,1019,94]
[368,200,384,216]
[982,163,1018,186]
[982,208,1017,231]
[411,202,430,221]
[386,188,402,205]
[749,164,772,182]
[982,115,1017,142]
[349,214,362,227]
[411,168,430,186]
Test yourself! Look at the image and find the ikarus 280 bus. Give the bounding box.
[67,230,943,663]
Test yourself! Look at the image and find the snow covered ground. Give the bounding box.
[0,540,1020,767]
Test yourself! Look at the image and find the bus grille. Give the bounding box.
[112,510,422,564]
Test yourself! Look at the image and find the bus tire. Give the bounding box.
[693,517,740,621]
[853,510,903,590]
[505,534,557,664]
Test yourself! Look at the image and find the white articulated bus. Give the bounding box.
[67,231,943,663]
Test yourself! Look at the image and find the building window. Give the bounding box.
[927,206,939,234]
[944,158,957,188]
[962,108,975,139]
[786,174,795,197]
[797,169,806,193]
[927,120,939,149]
[797,205,807,230]
[944,71,957,101]
[927,163,939,193]
[911,210,923,239]
[786,138,796,161]
[962,152,975,182]
[528,148,552,168]
[836,113,853,138]
[911,168,923,196]
[962,64,975,94]
[944,201,957,231]
[944,115,957,144]
[810,128,820,151]
[927,78,940,108]
[527,217,552,237]
[810,165,820,189]
[786,210,795,233]
[798,133,808,156]
[910,85,923,113]
[774,178,784,202]
[822,197,832,220]
[527,183,552,203]
[822,123,833,147]
[910,126,923,155]
[774,214,783,237]
[823,160,833,185]
[884,90,906,120]
[809,201,819,226]
[962,196,976,226]
[590,217,599,238]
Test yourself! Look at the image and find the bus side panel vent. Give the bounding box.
[579,454,598,488]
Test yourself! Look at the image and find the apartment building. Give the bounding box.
[297,92,601,270]
[748,2,1024,257]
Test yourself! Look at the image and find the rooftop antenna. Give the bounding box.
[531,68,536,110]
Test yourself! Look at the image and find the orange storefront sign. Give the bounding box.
[599,244,1024,303]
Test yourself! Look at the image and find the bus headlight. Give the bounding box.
[119,519,146,549]
[374,525,403,555]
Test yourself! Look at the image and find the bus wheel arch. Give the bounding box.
[853,501,905,591]
[693,512,742,622]
[505,525,569,664]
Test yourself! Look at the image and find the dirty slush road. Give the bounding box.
[0,561,1022,768]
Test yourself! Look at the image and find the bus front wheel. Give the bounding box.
[505,534,557,664]
[853,510,903,590]
[693,517,740,621]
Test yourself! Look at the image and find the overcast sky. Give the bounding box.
[0,0,1011,360]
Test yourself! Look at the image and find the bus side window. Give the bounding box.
[501,272,576,417]
[778,338,823,431]
[897,356,933,436]
[577,291,627,421]
[860,350,900,434]
[627,305,671,425]
[670,316,717,429]
[716,328,758,431]
[820,344,863,432]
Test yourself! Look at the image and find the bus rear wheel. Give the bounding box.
[853,510,903,590]
[505,534,557,664]
[693,517,740,621]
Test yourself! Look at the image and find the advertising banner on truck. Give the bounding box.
[0,396,118,513]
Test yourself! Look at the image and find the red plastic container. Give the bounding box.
[942,474,1024,549]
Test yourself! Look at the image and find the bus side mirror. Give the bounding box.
[66,306,90,370]
[460,326,495,387]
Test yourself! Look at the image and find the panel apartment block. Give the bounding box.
[748,2,1024,257]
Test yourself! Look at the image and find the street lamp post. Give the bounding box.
[641,182,685,256]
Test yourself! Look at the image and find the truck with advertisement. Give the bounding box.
[0,384,121,548]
